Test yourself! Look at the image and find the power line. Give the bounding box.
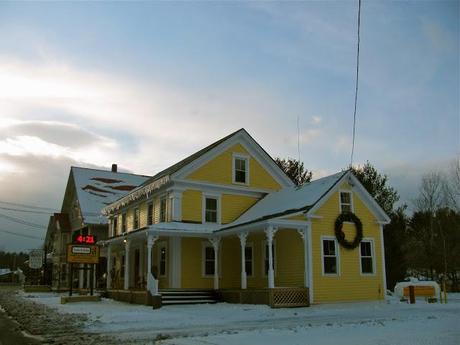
[0,212,47,230]
[350,0,362,168]
[0,200,58,212]
[0,206,53,215]
[0,228,44,240]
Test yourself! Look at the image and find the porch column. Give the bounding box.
[265,225,278,289]
[238,232,248,289]
[106,244,112,289]
[297,223,310,288]
[123,240,130,290]
[209,237,221,290]
[146,234,159,295]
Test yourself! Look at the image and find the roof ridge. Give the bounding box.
[71,166,150,178]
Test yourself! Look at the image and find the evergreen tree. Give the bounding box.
[275,157,312,186]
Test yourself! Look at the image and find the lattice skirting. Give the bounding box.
[218,287,309,308]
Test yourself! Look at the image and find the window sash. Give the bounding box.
[205,198,218,223]
[121,213,127,232]
[340,191,352,213]
[234,157,247,183]
[360,241,374,274]
[134,208,139,229]
[322,239,338,274]
[147,203,153,225]
[159,246,167,276]
[160,198,167,222]
[245,246,253,276]
[204,246,215,276]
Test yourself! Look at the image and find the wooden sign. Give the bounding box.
[67,244,99,264]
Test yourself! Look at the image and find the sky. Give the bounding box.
[0,1,458,252]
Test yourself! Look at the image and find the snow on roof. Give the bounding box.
[72,167,150,225]
[223,171,347,229]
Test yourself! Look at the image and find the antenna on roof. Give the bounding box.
[297,115,301,183]
[350,0,362,168]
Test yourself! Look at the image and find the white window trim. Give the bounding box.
[262,239,277,277]
[232,153,250,186]
[201,242,221,278]
[339,190,354,213]
[158,241,167,278]
[202,193,221,225]
[245,242,254,278]
[359,238,376,276]
[321,236,340,276]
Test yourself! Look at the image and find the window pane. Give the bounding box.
[235,170,246,183]
[205,247,215,260]
[324,257,337,274]
[361,242,372,257]
[206,198,217,210]
[245,246,253,276]
[340,192,351,204]
[205,261,215,275]
[341,204,351,213]
[323,240,335,256]
[148,204,153,225]
[362,258,373,273]
[236,158,245,171]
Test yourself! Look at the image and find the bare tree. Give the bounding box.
[413,172,449,212]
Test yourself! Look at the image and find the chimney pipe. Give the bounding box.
[111,164,117,173]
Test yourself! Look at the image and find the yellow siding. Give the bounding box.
[139,202,147,228]
[221,237,240,288]
[181,238,213,289]
[182,190,202,223]
[275,229,304,287]
[186,143,281,191]
[247,232,267,288]
[153,197,160,224]
[221,194,259,224]
[311,182,384,303]
[127,209,134,232]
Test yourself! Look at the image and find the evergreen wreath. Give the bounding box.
[334,212,363,249]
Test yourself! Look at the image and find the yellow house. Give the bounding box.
[101,129,390,307]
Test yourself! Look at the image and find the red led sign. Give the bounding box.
[75,235,96,244]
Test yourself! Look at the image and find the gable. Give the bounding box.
[308,176,389,224]
[184,143,283,191]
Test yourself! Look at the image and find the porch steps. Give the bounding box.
[160,289,218,306]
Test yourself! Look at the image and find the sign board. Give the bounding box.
[29,249,44,269]
[67,244,99,264]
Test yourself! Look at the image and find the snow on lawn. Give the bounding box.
[20,292,460,344]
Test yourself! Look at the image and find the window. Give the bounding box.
[205,197,218,223]
[147,203,153,225]
[204,245,215,276]
[245,244,253,276]
[121,213,127,233]
[340,191,353,213]
[360,240,374,274]
[159,244,167,277]
[121,255,125,278]
[263,242,276,275]
[113,217,118,236]
[160,197,167,222]
[322,238,338,275]
[134,208,140,229]
[233,155,249,184]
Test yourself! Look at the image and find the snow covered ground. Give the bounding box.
[21,291,460,345]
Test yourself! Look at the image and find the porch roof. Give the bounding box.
[218,171,347,232]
